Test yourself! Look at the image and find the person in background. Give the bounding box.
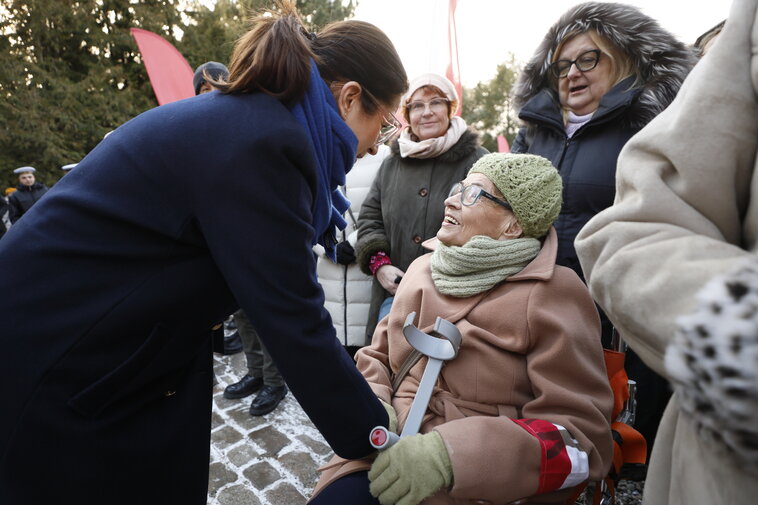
[356,73,487,342]
[510,1,696,462]
[576,0,758,503]
[0,0,408,502]
[193,61,230,95]
[316,144,390,358]
[310,153,612,505]
[223,308,288,416]
[7,166,49,224]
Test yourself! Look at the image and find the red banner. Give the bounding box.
[497,135,510,153]
[130,28,195,105]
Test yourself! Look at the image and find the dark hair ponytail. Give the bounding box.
[213,0,407,108]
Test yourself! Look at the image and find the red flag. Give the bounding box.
[497,135,511,153]
[445,0,462,116]
[130,28,195,105]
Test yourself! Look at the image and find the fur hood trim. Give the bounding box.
[666,261,758,473]
[389,127,482,163]
[513,1,697,129]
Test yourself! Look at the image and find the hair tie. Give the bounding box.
[307,31,317,42]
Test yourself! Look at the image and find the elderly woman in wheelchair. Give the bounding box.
[309,153,613,505]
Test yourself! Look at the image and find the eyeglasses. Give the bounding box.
[362,86,402,145]
[407,98,450,115]
[448,182,512,210]
[549,49,602,79]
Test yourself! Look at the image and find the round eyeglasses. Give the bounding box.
[407,98,450,115]
[448,182,512,210]
[549,49,602,79]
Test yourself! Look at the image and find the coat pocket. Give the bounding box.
[67,323,176,418]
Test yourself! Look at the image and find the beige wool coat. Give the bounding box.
[313,229,613,505]
[575,0,758,503]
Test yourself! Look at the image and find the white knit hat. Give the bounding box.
[13,166,35,174]
[402,73,458,119]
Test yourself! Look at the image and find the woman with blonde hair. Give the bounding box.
[511,1,696,459]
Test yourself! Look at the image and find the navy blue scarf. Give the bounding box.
[290,61,357,261]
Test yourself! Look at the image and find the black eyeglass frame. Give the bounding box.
[449,182,512,211]
[549,49,602,79]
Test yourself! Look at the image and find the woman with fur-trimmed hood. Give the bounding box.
[512,1,696,283]
[511,1,696,459]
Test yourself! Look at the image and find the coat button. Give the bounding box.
[418,188,429,197]
[164,390,176,397]
[413,235,422,244]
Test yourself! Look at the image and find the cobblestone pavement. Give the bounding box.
[207,350,644,505]
[208,351,332,505]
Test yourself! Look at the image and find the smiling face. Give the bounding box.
[436,173,521,247]
[556,32,614,116]
[407,87,451,141]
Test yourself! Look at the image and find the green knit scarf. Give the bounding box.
[430,235,541,297]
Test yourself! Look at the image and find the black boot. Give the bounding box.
[249,385,288,416]
[223,375,263,399]
[221,331,243,355]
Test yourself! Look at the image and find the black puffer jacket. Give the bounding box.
[511,1,696,281]
[512,78,640,277]
[8,182,48,224]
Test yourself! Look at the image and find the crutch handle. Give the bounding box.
[369,425,400,450]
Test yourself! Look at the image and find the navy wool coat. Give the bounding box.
[0,91,387,504]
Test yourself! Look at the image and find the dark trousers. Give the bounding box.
[234,309,284,387]
[309,472,379,505]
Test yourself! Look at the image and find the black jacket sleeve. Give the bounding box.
[7,193,22,224]
[191,122,388,460]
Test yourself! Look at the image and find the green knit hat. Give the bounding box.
[469,153,562,238]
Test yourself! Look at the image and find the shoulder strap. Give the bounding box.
[388,287,493,394]
[391,350,422,392]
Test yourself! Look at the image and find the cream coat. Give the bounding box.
[575,0,758,503]
[316,146,390,348]
[313,229,613,505]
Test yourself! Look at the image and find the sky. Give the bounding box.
[352,0,732,86]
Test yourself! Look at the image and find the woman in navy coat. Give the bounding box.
[0,3,407,504]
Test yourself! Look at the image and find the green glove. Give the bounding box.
[368,431,453,505]
[379,398,398,434]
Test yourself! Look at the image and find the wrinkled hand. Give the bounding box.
[376,265,404,295]
[335,241,356,265]
[369,431,452,505]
